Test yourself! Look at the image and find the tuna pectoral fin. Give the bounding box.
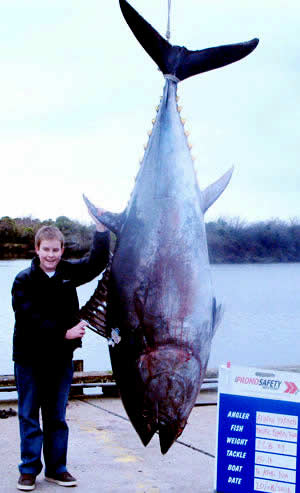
[201,166,234,213]
[119,0,259,82]
[212,297,224,337]
[82,194,124,235]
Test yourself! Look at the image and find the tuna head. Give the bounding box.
[109,333,205,454]
[135,347,202,454]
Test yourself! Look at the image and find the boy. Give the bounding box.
[12,213,109,491]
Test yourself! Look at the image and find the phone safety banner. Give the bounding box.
[215,364,300,493]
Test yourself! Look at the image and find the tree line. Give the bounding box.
[1,215,300,263]
[206,217,300,263]
[0,215,94,259]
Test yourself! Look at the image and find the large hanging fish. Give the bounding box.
[81,0,258,454]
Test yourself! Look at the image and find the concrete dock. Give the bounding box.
[0,390,218,493]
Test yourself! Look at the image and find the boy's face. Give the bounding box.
[35,239,64,273]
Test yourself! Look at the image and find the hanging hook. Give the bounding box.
[166,0,171,41]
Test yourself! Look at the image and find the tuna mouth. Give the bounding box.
[129,370,192,454]
[130,372,187,454]
[158,420,186,454]
[125,347,202,454]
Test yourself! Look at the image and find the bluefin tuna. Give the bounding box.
[83,0,259,453]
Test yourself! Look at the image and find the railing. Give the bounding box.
[2,363,299,397]
[0,361,218,397]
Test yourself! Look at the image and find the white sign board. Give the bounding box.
[215,364,300,493]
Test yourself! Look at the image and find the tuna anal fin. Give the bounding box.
[201,167,233,214]
[83,194,124,235]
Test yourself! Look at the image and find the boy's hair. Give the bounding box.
[35,226,65,248]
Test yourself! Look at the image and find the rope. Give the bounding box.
[164,74,179,83]
[166,0,171,41]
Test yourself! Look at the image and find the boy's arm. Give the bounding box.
[66,230,110,287]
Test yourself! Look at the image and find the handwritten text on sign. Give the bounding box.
[216,392,300,492]
[254,411,298,493]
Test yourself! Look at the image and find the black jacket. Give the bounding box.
[12,231,109,366]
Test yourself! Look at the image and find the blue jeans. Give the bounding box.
[14,361,73,476]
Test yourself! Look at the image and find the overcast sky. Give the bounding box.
[0,0,299,224]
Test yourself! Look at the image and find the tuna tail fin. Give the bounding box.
[119,0,259,82]
[201,166,234,214]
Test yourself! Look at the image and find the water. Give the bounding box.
[1,260,300,378]
[209,263,300,369]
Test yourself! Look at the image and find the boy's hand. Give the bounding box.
[88,208,108,233]
[65,320,86,340]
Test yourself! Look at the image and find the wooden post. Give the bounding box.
[73,360,84,372]
[69,359,84,397]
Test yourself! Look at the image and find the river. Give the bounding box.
[1,260,300,377]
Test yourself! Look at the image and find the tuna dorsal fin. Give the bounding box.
[119,0,259,82]
[82,194,124,235]
[201,166,234,213]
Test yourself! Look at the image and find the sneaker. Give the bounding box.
[17,473,36,491]
[45,471,77,487]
